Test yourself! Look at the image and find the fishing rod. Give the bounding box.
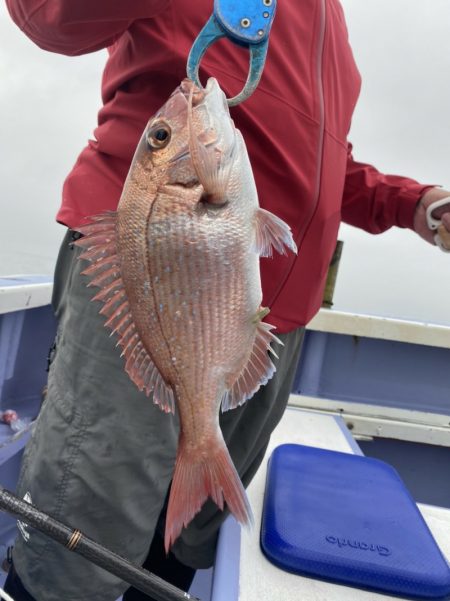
[0,486,201,601]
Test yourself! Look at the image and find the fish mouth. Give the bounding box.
[168,79,222,163]
[169,77,237,180]
[179,78,206,106]
[178,78,225,108]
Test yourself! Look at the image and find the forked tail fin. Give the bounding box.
[164,434,253,552]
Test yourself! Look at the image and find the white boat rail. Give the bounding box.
[308,308,450,349]
[0,276,52,315]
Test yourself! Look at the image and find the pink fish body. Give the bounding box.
[76,78,296,550]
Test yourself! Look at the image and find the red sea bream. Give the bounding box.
[75,78,297,551]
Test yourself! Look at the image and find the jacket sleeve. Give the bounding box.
[341,144,435,233]
[5,0,170,56]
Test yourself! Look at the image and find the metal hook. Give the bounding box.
[186,0,276,106]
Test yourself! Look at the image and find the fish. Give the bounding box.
[75,77,297,551]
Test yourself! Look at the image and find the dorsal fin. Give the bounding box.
[221,313,281,412]
[74,214,175,414]
[254,208,298,258]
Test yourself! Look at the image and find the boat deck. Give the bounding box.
[206,408,450,601]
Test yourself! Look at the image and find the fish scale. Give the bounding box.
[150,203,242,390]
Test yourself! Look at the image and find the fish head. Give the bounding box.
[132,80,206,173]
[128,78,256,213]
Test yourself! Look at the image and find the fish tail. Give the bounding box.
[164,434,253,552]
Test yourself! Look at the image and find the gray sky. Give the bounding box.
[0,3,104,273]
[0,1,449,325]
[336,0,450,325]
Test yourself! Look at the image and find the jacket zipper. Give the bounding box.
[267,0,327,309]
[312,0,326,226]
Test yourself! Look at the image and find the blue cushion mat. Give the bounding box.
[261,444,450,599]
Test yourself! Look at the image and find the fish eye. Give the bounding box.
[146,122,171,149]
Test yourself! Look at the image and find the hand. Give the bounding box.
[413,187,450,250]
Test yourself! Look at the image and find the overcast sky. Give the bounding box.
[0,1,449,325]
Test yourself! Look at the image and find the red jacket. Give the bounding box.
[6,0,431,332]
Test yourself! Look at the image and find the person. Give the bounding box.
[3,1,450,600]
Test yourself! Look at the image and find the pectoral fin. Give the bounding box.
[254,208,297,257]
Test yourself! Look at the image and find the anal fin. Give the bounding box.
[221,314,282,412]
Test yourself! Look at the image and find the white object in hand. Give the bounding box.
[426,197,450,253]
